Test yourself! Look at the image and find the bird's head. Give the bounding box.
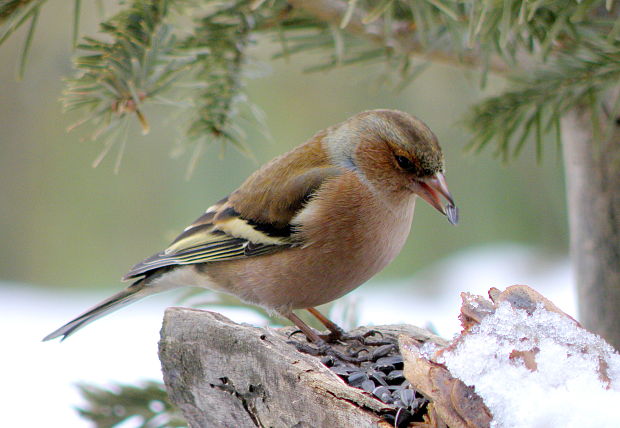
[326,109,458,224]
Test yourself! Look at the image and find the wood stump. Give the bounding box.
[158,307,445,428]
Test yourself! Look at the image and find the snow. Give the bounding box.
[442,301,620,428]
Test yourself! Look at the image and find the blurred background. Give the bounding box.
[0,2,573,426]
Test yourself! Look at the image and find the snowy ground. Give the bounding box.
[1,244,577,427]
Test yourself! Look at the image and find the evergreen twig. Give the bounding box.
[466,39,620,160]
[77,381,186,428]
[1,0,618,165]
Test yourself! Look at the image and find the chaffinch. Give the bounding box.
[43,109,458,345]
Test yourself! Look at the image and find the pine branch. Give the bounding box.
[77,381,186,428]
[466,39,620,161]
[287,0,510,74]
[62,0,174,123]
[0,0,46,46]
[59,1,294,171]
[3,0,619,167]
[288,0,619,76]
[177,2,256,174]
[61,0,202,169]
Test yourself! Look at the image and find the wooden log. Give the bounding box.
[158,307,445,428]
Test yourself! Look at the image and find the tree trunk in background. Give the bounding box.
[562,105,620,350]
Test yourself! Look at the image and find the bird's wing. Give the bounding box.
[123,166,342,280]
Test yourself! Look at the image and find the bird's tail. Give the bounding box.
[43,279,150,342]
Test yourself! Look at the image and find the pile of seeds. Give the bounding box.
[321,341,428,427]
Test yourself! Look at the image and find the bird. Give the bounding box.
[43,109,458,347]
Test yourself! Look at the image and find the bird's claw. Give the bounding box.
[287,329,305,339]
[325,329,392,346]
[288,340,323,356]
[288,340,369,363]
[317,331,345,343]
[361,329,384,340]
[316,324,349,343]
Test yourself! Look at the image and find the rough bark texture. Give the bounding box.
[158,307,445,428]
[562,107,620,350]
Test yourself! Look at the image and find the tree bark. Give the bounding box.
[158,307,446,428]
[562,105,620,349]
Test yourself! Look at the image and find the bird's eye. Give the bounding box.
[395,155,415,171]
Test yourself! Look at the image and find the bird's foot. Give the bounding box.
[317,330,346,343]
[289,325,387,346]
[315,323,348,343]
[321,328,394,347]
[288,339,369,363]
[349,329,394,346]
[288,327,345,344]
[287,329,305,339]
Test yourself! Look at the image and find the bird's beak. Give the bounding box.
[413,173,459,225]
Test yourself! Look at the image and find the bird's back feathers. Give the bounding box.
[124,138,344,281]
